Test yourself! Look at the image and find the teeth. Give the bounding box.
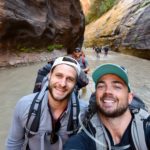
[104,100,114,103]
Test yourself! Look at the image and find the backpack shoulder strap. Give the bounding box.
[26,82,48,135]
[25,92,42,137]
[81,55,86,68]
[131,109,149,150]
[23,82,48,149]
[67,92,80,135]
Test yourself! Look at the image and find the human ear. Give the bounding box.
[128,92,134,104]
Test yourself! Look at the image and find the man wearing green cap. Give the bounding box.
[63,63,150,150]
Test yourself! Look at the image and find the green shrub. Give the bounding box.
[86,0,118,24]
[47,44,63,52]
[20,47,31,52]
[17,44,36,52]
[16,44,63,53]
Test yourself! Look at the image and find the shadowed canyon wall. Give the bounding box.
[0,0,85,53]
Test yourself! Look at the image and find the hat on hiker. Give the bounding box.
[92,63,131,92]
[75,47,81,53]
[51,56,81,76]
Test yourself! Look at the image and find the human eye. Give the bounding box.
[113,83,123,90]
[67,77,75,83]
[97,83,105,89]
[55,73,62,78]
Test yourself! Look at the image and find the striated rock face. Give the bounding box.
[0,0,85,53]
[84,0,150,59]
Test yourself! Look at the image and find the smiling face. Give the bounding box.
[48,64,77,102]
[96,74,133,118]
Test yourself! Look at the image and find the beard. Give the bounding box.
[48,84,72,102]
[97,93,129,118]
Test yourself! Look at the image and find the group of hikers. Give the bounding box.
[6,47,150,150]
[93,45,110,58]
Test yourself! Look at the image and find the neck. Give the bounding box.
[48,92,68,120]
[99,109,132,144]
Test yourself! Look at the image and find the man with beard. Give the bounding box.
[6,56,88,150]
[63,63,150,150]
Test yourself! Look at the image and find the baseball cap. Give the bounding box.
[92,63,131,92]
[74,47,81,53]
[51,56,81,76]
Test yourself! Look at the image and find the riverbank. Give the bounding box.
[0,49,67,69]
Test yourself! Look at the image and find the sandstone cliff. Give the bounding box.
[0,0,85,54]
[84,0,150,59]
[80,0,91,15]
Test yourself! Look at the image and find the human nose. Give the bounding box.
[105,85,113,94]
[60,78,67,87]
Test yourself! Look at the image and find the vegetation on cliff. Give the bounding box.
[85,0,118,24]
[84,0,150,60]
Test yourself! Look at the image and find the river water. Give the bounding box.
[0,48,150,149]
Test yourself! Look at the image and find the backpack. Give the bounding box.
[80,108,149,150]
[23,81,80,150]
[33,60,54,93]
[33,58,89,93]
[129,95,148,111]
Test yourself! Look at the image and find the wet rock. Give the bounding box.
[0,49,67,68]
[0,0,85,53]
